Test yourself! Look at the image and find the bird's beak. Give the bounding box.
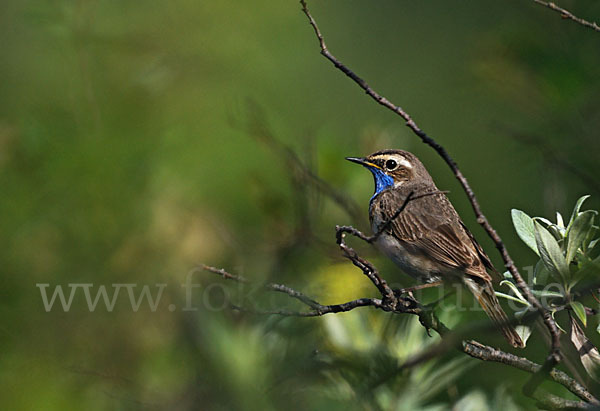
[345,157,381,170]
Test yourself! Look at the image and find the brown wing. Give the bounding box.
[374,188,491,281]
[459,221,500,278]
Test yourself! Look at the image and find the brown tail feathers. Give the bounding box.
[463,277,525,348]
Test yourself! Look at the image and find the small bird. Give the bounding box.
[347,149,524,348]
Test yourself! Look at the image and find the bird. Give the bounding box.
[346,149,524,348]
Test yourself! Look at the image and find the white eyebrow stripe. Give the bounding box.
[398,157,413,168]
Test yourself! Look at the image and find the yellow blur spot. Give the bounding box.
[308,263,375,305]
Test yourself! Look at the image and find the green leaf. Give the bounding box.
[499,280,528,304]
[511,209,539,256]
[556,212,565,229]
[570,301,587,327]
[534,221,570,284]
[566,210,595,263]
[555,212,566,236]
[531,289,564,299]
[547,225,564,241]
[534,217,563,240]
[495,292,530,306]
[583,225,599,253]
[572,255,600,285]
[568,195,591,230]
[515,325,532,346]
[535,217,553,227]
[533,258,550,286]
[552,310,567,333]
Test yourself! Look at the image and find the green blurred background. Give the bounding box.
[1,0,599,409]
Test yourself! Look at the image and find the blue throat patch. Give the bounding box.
[368,167,394,203]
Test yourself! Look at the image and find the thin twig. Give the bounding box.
[204,264,334,311]
[335,225,395,302]
[202,264,249,283]
[202,265,419,318]
[299,0,562,392]
[230,298,381,317]
[533,0,600,32]
[265,283,322,309]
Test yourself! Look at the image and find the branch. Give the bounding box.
[299,0,562,392]
[463,340,598,405]
[378,310,599,405]
[533,1,600,33]
[230,298,380,317]
[201,265,429,320]
[202,260,598,405]
[336,225,394,303]
[535,393,596,410]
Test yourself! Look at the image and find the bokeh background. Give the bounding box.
[2,0,599,409]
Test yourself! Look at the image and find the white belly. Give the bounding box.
[375,232,442,283]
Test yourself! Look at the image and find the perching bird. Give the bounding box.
[346,149,524,348]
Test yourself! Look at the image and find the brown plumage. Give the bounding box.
[347,149,524,348]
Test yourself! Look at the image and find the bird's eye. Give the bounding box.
[385,159,398,170]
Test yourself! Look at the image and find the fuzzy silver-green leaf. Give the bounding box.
[534,221,570,284]
[511,209,539,256]
[568,195,591,230]
[570,301,587,327]
[566,210,595,263]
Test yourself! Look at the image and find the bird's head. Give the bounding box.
[346,149,433,198]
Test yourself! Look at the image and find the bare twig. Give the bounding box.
[463,340,598,405]
[335,224,396,302]
[202,264,249,283]
[534,393,595,410]
[533,0,600,32]
[204,264,329,311]
[265,282,322,309]
[230,298,380,317]
[299,0,562,392]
